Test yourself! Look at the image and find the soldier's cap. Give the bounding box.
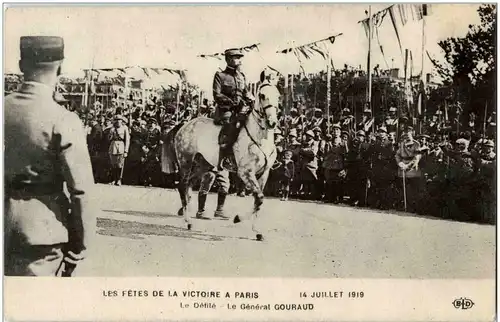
[312,126,322,132]
[148,117,158,124]
[20,36,64,63]
[305,130,315,137]
[378,126,388,133]
[332,123,341,129]
[363,108,372,114]
[224,48,244,57]
[418,134,430,139]
[341,131,349,136]
[456,138,469,146]
[405,125,414,131]
[314,108,322,114]
[290,108,298,113]
[114,114,127,122]
[356,130,366,137]
[389,106,397,112]
[484,140,495,147]
[284,149,293,155]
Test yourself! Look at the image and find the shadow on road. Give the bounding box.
[103,209,180,220]
[97,217,226,242]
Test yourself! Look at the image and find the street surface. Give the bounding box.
[75,184,495,278]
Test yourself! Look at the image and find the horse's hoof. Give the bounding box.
[177,208,184,216]
[256,234,264,241]
[187,224,192,230]
[233,215,241,224]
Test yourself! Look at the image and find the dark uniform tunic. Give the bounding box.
[212,66,250,194]
[213,66,250,124]
[322,138,348,203]
[368,139,396,209]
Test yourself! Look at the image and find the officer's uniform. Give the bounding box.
[203,48,251,219]
[108,115,130,185]
[124,120,146,185]
[346,130,371,206]
[477,140,496,223]
[299,130,319,198]
[367,128,396,209]
[4,36,95,276]
[322,128,348,203]
[142,118,162,186]
[395,133,422,213]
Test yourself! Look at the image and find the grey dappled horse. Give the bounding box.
[162,83,279,240]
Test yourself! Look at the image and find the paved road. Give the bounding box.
[75,184,495,278]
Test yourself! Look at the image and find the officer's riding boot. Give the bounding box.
[196,193,211,220]
[214,193,230,220]
[217,124,230,170]
[218,123,238,171]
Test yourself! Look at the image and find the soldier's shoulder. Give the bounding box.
[215,70,229,78]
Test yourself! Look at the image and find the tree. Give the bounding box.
[435,4,496,132]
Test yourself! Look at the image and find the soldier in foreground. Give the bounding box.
[4,36,96,276]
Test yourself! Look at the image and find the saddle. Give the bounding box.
[215,107,252,172]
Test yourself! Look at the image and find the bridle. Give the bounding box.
[242,83,277,176]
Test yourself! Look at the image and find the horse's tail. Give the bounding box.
[162,123,184,174]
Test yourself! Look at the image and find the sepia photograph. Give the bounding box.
[3,2,496,321]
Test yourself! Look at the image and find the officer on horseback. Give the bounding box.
[213,48,254,170]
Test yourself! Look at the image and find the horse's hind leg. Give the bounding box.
[177,164,195,230]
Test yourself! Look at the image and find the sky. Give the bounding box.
[4,4,482,93]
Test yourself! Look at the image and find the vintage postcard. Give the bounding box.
[3,3,496,321]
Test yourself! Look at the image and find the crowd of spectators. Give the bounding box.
[81,96,496,225]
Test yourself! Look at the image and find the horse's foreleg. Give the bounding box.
[234,168,265,241]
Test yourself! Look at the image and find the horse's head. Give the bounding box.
[256,69,280,129]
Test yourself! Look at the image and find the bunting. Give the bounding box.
[277,33,341,62]
[361,4,432,57]
[198,43,260,59]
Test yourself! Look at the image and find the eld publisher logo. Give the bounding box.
[452,298,475,310]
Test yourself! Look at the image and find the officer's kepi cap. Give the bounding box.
[20,36,64,63]
[224,48,244,57]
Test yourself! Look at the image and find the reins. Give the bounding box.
[243,94,274,176]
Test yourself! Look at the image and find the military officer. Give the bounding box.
[322,124,348,203]
[385,106,398,133]
[346,130,371,206]
[210,48,253,219]
[358,108,374,134]
[108,114,130,186]
[5,36,95,276]
[213,48,253,169]
[367,126,395,209]
[395,127,423,213]
[142,117,162,186]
